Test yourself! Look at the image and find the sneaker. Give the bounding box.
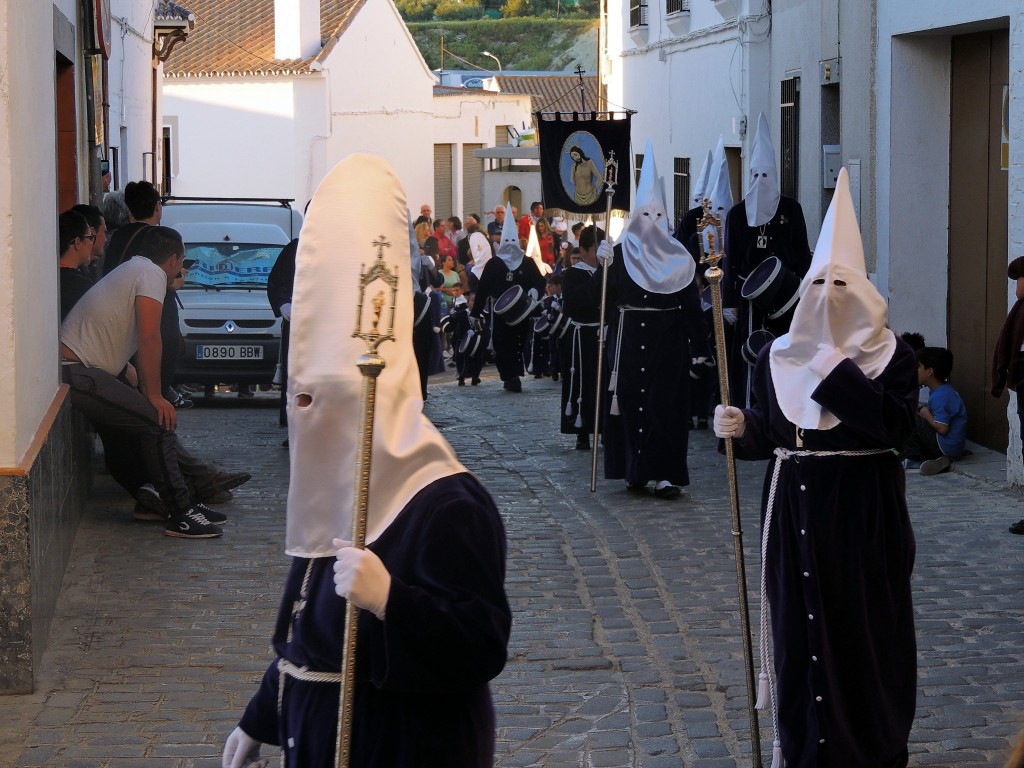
[503,377,522,393]
[902,458,922,473]
[575,434,591,451]
[653,484,682,500]
[188,501,227,524]
[458,378,465,386]
[471,377,481,386]
[203,489,233,504]
[133,484,169,521]
[191,470,251,500]
[1009,519,1024,535]
[551,372,559,382]
[165,506,223,538]
[920,456,951,476]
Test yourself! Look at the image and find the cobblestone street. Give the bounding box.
[0,369,1022,767]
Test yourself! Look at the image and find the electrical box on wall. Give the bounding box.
[822,145,841,189]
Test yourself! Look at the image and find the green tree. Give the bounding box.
[501,0,532,17]
[435,0,485,21]
[395,0,438,21]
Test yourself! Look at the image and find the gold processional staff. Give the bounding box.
[335,237,399,768]
[699,205,763,768]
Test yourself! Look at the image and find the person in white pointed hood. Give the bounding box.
[595,140,710,498]
[722,112,812,406]
[713,168,918,768]
[469,202,546,393]
[672,146,715,252]
[222,154,511,768]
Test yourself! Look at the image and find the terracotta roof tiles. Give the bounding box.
[492,74,599,113]
[164,0,366,78]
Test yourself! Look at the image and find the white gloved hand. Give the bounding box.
[279,302,292,322]
[470,316,482,331]
[808,343,846,378]
[333,541,391,620]
[223,726,261,768]
[691,357,708,366]
[596,241,615,266]
[723,307,738,326]
[527,287,539,302]
[713,405,746,439]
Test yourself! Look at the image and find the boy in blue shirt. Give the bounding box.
[902,346,968,474]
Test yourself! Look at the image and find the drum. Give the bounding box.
[413,291,431,327]
[740,256,801,321]
[439,313,453,335]
[459,328,489,358]
[547,311,572,340]
[742,329,775,366]
[533,314,553,337]
[493,285,541,326]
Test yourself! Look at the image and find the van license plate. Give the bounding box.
[196,345,264,360]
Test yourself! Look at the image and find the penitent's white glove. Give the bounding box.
[596,241,615,266]
[722,307,738,326]
[713,405,746,439]
[223,726,262,768]
[333,540,391,620]
[527,287,539,302]
[279,302,292,322]
[808,343,846,378]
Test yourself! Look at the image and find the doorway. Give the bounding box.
[948,29,1009,451]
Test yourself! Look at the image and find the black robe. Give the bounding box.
[602,247,709,486]
[560,263,605,435]
[237,473,511,768]
[723,196,811,406]
[471,257,545,381]
[267,238,297,426]
[733,341,918,768]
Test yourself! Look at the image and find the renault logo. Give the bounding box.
[225,321,236,333]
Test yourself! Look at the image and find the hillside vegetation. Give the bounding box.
[408,18,599,72]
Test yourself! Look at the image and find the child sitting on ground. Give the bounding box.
[902,346,968,475]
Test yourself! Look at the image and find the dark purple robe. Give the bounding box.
[602,247,710,486]
[237,473,511,768]
[733,341,918,768]
[560,263,605,436]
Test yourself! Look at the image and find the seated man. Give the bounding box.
[902,346,968,475]
[60,226,234,538]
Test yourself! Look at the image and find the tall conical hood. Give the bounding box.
[524,213,552,276]
[744,112,781,227]
[286,153,466,557]
[692,149,713,206]
[496,201,524,270]
[620,140,695,293]
[769,167,896,430]
[706,136,733,216]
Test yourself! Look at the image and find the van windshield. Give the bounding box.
[182,243,283,289]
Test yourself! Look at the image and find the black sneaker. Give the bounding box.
[575,434,591,450]
[165,507,223,538]
[1009,518,1024,535]
[133,484,170,521]
[503,377,522,393]
[188,501,227,525]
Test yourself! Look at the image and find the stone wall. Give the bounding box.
[0,388,92,694]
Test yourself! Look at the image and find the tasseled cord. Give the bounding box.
[565,325,581,418]
[607,307,625,417]
[771,739,783,768]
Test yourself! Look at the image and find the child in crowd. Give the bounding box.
[902,346,968,475]
[449,292,483,386]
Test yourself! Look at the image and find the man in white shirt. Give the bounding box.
[60,226,226,538]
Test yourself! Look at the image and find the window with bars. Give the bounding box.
[629,0,647,27]
[635,153,644,188]
[673,157,690,227]
[666,0,688,14]
[781,77,800,199]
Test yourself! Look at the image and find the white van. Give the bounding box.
[160,198,302,389]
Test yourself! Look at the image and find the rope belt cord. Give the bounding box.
[607,305,681,416]
[567,320,601,426]
[758,446,894,766]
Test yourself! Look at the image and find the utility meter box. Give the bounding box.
[822,145,841,189]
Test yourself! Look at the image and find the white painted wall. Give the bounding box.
[432,92,534,221]
[163,78,304,202]
[606,1,751,223]
[0,2,62,466]
[320,0,435,212]
[109,2,160,187]
[163,1,433,212]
